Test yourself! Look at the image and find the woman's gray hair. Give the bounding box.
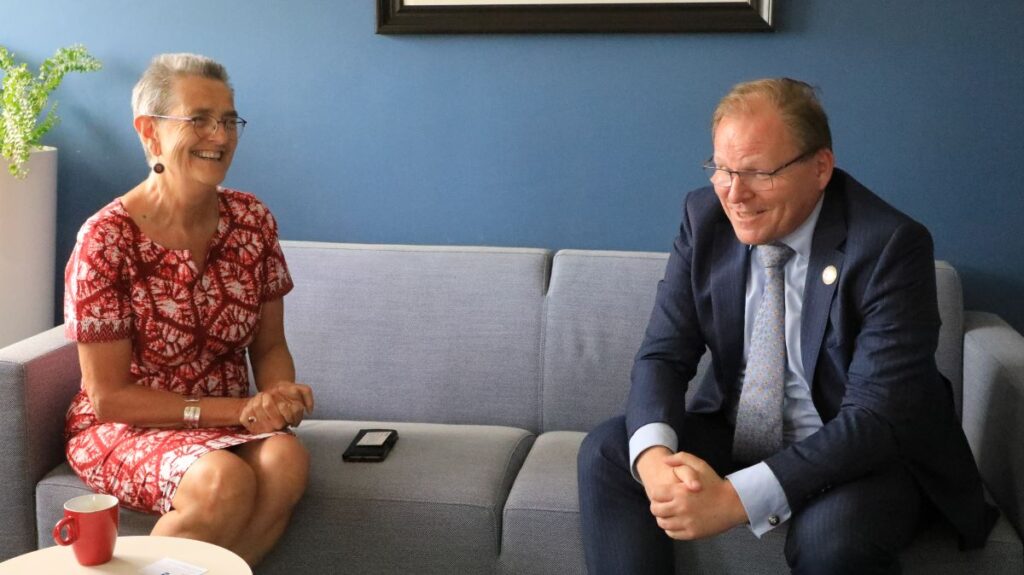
[131,53,232,118]
[132,53,232,162]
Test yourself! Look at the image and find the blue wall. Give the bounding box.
[4,1,1023,331]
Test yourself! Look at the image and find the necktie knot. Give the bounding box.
[757,243,794,269]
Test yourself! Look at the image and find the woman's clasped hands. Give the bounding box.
[239,381,315,434]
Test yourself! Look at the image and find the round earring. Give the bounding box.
[153,162,165,174]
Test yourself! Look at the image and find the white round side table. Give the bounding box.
[0,535,251,574]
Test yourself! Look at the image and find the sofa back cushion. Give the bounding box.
[281,242,550,430]
[934,261,964,417]
[541,250,673,432]
[541,251,965,432]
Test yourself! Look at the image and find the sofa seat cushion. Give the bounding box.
[268,420,534,575]
[37,420,535,575]
[500,431,587,575]
[501,431,1023,575]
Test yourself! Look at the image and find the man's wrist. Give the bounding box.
[721,478,750,526]
[628,423,679,483]
[636,446,672,483]
[726,462,791,536]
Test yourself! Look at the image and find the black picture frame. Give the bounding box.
[377,1,774,34]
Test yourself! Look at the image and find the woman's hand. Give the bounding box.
[239,381,314,433]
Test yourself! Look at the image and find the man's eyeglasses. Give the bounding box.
[149,114,247,140]
[702,150,813,192]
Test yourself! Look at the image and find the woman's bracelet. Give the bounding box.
[183,396,201,429]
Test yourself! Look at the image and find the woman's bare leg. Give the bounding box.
[151,450,257,552]
[228,434,310,565]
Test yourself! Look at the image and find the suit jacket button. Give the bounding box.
[768,515,780,526]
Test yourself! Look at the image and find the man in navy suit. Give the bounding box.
[577,78,996,574]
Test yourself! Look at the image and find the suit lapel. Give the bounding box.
[711,217,749,386]
[801,185,847,384]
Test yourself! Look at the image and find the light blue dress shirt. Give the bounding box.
[629,196,825,537]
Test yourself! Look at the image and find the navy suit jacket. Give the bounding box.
[626,169,996,548]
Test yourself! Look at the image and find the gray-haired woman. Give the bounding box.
[63,53,313,566]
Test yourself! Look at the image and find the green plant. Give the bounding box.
[0,44,102,179]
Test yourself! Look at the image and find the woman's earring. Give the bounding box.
[153,162,165,174]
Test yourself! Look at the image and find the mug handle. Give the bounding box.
[53,516,78,546]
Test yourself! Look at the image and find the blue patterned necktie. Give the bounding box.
[732,243,795,464]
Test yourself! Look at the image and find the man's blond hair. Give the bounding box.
[712,78,832,153]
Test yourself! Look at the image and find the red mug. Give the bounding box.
[52,493,119,566]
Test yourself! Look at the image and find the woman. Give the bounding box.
[63,53,313,566]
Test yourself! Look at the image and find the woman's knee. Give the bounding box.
[176,452,258,521]
[248,435,311,505]
[262,435,309,474]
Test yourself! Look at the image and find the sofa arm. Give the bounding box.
[0,326,81,559]
[962,311,1024,538]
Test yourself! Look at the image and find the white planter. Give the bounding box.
[0,146,57,348]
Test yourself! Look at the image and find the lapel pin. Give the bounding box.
[822,265,838,286]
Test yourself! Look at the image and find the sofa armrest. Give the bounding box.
[962,311,1024,538]
[0,326,81,559]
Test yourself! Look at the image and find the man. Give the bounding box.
[577,78,996,574]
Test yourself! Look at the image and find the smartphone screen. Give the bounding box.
[357,430,394,447]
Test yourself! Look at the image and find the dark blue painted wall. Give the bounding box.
[4,1,1023,331]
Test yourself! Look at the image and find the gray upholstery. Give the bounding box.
[3,242,1023,574]
[263,421,535,574]
[0,328,80,559]
[283,242,550,430]
[963,312,1024,538]
[935,261,965,415]
[501,431,587,575]
[542,250,668,432]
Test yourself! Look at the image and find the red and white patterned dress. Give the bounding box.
[63,188,294,514]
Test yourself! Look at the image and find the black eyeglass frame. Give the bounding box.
[702,149,816,190]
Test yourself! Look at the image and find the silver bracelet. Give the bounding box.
[183,396,201,429]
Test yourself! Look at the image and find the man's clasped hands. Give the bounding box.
[637,447,750,541]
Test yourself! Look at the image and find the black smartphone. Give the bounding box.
[342,429,399,462]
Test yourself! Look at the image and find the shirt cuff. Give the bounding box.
[726,462,792,537]
[628,423,678,483]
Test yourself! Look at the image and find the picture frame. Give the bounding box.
[377,0,774,34]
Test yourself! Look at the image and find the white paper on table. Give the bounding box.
[139,557,208,575]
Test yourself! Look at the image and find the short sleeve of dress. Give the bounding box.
[259,204,294,302]
[63,210,133,342]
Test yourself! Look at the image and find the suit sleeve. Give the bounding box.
[765,220,943,511]
[626,197,708,439]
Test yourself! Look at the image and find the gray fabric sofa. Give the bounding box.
[2,240,1023,574]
